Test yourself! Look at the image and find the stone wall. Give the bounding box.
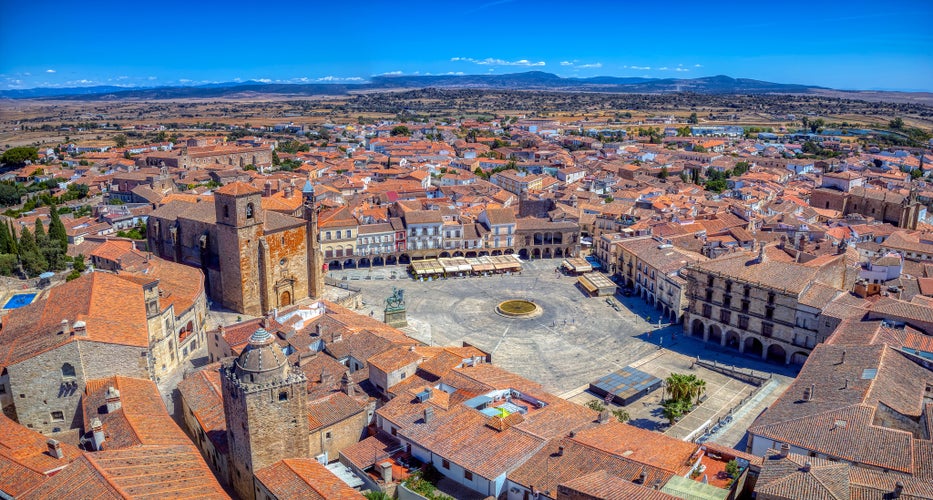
[309,408,368,462]
[7,340,148,434]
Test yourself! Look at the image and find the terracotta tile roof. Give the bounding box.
[0,272,149,368]
[750,344,933,475]
[401,405,546,480]
[213,180,262,196]
[255,458,364,500]
[176,364,228,454]
[368,346,422,373]
[509,438,675,497]
[0,415,81,497]
[756,450,850,500]
[22,445,230,499]
[570,421,699,476]
[307,392,365,429]
[83,376,195,449]
[558,469,680,500]
[339,434,402,470]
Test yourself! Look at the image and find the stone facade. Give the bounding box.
[148,181,323,316]
[6,340,148,438]
[809,186,921,229]
[221,329,310,500]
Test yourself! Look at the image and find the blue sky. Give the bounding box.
[2,0,932,91]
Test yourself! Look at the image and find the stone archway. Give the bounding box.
[554,248,564,258]
[519,249,529,259]
[373,256,385,266]
[691,319,705,338]
[708,324,723,345]
[532,248,541,258]
[466,251,478,258]
[344,259,356,268]
[766,343,787,364]
[744,337,764,357]
[725,330,741,350]
[329,260,342,270]
[280,290,292,307]
[439,251,451,258]
[543,248,553,258]
[504,248,514,255]
[491,250,502,256]
[386,255,398,266]
[791,351,809,365]
[453,251,464,257]
[358,258,371,268]
[399,254,411,264]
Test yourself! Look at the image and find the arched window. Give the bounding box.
[246,203,254,219]
[61,363,76,378]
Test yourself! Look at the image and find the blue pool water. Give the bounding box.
[3,293,36,309]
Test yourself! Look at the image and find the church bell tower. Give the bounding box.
[303,179,325,299]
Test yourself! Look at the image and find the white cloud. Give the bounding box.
[147,76,158,80]
[675,67,690,72]
[695,64,703,68]
[45,69,56,73]
[378,71,404,76]
[451,57,545,67]
[256,78,272,83]
[624,65,652,70]
[561,60,602,69]
[658,67,670,71]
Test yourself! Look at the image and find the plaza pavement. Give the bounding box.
[329,258,799,449]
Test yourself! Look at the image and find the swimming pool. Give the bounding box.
[3,293,36,309]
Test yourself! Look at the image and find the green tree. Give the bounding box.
[0,183,24,206]
[693,144,707,153]
[73,254,86,272]
[658,166,669,180]
[48,207,68,252]
[17,226,46,276]
[113,134,128,148]
[911,169,923,179]
[611,408,630,422]
[390,125,411,137]
[0,221,11,255]
[889,117,904,129]
[725,460,740,478]
[272,150,281,166]
[585,400,606,412]
[676,126,692,137]
[1,147,39,167]
[687,112,698,124]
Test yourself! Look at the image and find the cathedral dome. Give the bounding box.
[234,328,288,385]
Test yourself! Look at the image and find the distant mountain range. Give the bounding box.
[0,71,837,100]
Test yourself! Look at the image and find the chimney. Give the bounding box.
[91,418,105,451]
[598,409,610,423]
[105,386,121,413]
[73,321,87,337]
[636,470,647,484]
[60,319,70,335]
[218,324,225,338]
[893,481,904,498]
[46,439,64,459]
[757,241,767,263]
[556,446,564,457]
[341,370,355,396]
[808,383,815,401]
[264,180,272,197]
[285,184,294,198]
[380,461,393,484]
[840,350,846,364]
[779,443,790,458]
[423,407,434,424]
[315,323,324,337]
[802,461,812,473]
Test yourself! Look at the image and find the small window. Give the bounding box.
[442,459,450,469]
[51,411,65,422]
[464,470,473,481]
[61,363,76,379]
[246,202,255,219]
[279,391,288,401]
[325,431,332,440]
[223,205,229,218]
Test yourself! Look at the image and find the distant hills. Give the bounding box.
[0,71,836,100]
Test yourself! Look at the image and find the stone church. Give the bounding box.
[148,180,324,316]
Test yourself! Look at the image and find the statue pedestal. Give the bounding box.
[384,307,408,328]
